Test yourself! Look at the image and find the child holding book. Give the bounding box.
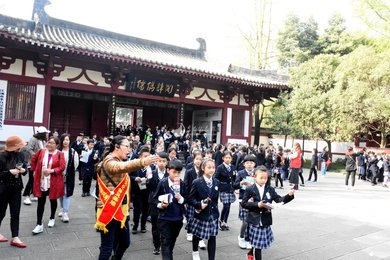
[242,166,294,260]
[153,159,187,260]
[188,158,220,260]
[233,155,257,249]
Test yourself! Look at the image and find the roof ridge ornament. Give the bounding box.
[32,0,51,33]
[196,38,206,59]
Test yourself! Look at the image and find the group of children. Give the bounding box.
[130,145,296,260]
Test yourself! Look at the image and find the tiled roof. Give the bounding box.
[0,13,288,89]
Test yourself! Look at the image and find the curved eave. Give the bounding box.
[0,31,288,90]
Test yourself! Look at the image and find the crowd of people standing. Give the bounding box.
[0,124,388,260]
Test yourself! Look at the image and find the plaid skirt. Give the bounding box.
[248,224,274,249]
[239,203,248,221]
[186,205,195,221]
[220,192,236,204]
[188,217,218,240]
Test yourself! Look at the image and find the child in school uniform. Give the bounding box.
[188,158,220,260]
[233,154,257,249]
[146,152,169,255]
[383,154,390,188]
[153,159,187,260]
[215,150,236,231]
[130,146,152,234]
[184,150,206,249]
[242,165,295,260]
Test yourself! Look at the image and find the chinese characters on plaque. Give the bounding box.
[0,85,6,130]
[125,75,178,98]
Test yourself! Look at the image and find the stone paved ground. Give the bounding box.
[1,169,390,260]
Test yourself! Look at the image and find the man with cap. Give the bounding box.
[23,126,50,205]
[0,135,28,248]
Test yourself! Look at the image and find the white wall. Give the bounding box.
[270,136,366,160]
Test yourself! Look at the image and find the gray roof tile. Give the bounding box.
[0,13,288,89]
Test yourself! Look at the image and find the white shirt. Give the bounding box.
[255,183,265,200]
[158,170,166,180]
[203,175,212,187]
[157,178,184,209]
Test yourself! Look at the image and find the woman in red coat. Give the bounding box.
[30,136,65,235]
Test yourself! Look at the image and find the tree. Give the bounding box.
[266,91,296,147]
[332,46,390,147]
[318,13,371,56]
[240,0,274,146]
[276,14,320,68]
[355,0,390,36]
[286,54,341,152]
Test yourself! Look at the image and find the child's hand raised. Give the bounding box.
[288,189,295,196]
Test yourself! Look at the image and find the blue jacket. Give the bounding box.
[242,184,294,227]
[188,177,220,221]
[215,164,236,193]
[152,177,187,221]
[233,169,252,199]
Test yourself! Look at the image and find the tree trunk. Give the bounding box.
[284,134,288,147]
[302,135,305,156]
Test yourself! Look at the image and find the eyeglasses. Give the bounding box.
[47,142,56,145]
[120,144,130,149]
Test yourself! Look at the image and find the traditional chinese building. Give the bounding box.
[0,0,288,145]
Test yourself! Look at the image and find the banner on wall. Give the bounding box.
[0,85,6,130]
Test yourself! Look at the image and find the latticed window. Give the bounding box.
[6,81,36,121]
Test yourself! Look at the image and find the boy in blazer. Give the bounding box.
[153,160,187,260]
[242,165,294,260]
[146,152,169,255]
[130,146,151,234]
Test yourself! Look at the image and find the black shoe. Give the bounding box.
[132,228,138,234]
[86,192,91,196]
[81,193,86,197]
[153,248,160,255]
[141,227,147,233]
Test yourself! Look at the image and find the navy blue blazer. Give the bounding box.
[233,169,252,199]
[184,166,198,191]
[130,168,150,195]
[152,177,187,219]
[242,184,294,227]
[146,169,168,204]
[215,164,236,193]
[188,177,220,221]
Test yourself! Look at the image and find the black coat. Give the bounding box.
[242,184,294,227]
[184,166,198,191]
[146,169,168,216]
[0,151,27,191]
[188,177,220,221]
[345,154,357,171]
[215,164,236,192]
[61,148,77,197]
[214,151,223,167]
[233,169,252,199]
[152,177,187,219]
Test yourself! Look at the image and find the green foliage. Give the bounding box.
[355,0,390,36]
[332,46,390,147]
[276,14,319,68]
[288,55,341,141]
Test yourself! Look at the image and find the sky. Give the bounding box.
[0,0,370,69]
